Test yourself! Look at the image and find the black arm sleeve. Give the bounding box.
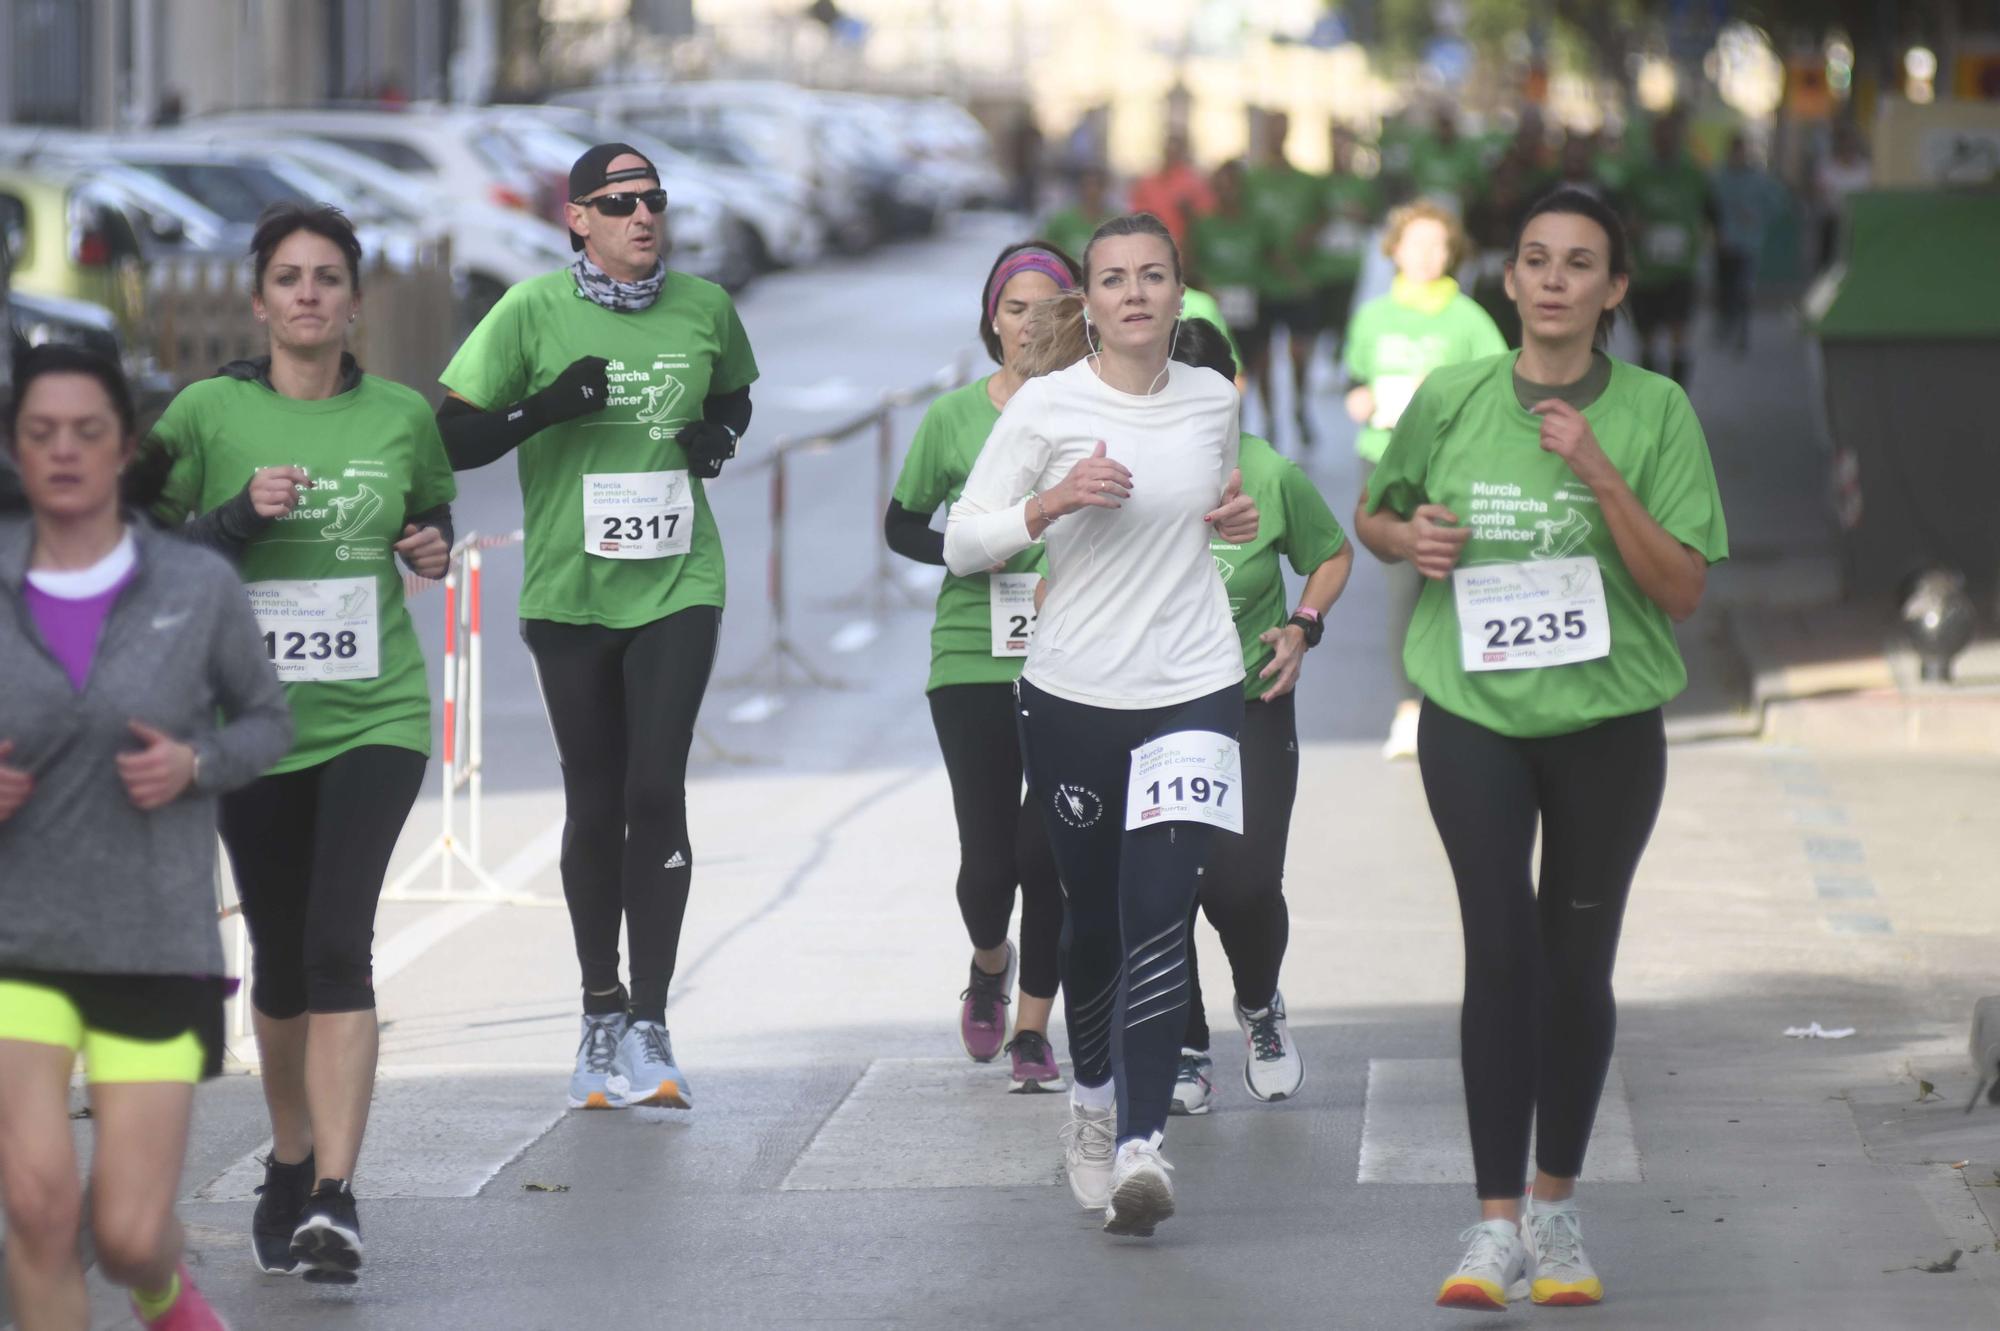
[406,501,455,554]
[438,394,541,472]
[177,487,274,562]
[884,497,946,566]
[703,384,752,437]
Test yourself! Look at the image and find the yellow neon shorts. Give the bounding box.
[0,978,205,1085]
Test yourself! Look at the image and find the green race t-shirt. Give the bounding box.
[1039,207,1103,266]
[1180,288,1244,369]
[439,268,759,628]
[1211,434,1347,699]
[1243,164,1325,297]
[1188,211,1270,302]
[1624,159,1712,283]
[150,373,456,774]
[891,376,1046,692]
[1344,286,1508,463]
[1367,353,1728,738]
[1313,173,1385,283]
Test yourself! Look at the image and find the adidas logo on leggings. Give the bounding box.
[664,851,687,869]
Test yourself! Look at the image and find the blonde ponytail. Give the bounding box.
[1018,291,1092,379]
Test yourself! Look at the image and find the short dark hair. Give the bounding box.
[6,342,137,448]
[1169,315,1238,382]
[250,202,364,294]
[1083,213,1182,286]
[978,239,1082,363]
[1509,186,1632,347]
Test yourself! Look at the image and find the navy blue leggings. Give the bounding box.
[1017,678,1243,1144]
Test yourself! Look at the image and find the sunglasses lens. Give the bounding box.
[640,189,667,213]
[593,194,638,217]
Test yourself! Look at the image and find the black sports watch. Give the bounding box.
[1287,608,1324,649]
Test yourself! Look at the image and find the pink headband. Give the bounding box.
[986,248,1075,324]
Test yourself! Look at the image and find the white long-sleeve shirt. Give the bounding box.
[945,358,1244,709]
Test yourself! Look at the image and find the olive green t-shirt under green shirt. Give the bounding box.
[892,375,1047,693]
[1367,352,1729,739]
[438,267,760,629]
[149,373,457,773]
[1209,434,1347,699]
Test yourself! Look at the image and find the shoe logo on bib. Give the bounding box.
[1054,784,1103,829]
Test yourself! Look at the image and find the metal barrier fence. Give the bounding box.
[728,350,976,689]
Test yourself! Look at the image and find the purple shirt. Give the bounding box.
[23,534,137,694]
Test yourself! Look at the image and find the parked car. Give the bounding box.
[0,163,148,337]
[0,211,172,421]
[493,104,825,273]
[552,83,880,253]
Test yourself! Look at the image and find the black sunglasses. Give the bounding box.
[575,188,667,217]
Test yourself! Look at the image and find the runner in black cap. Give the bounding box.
[436,144,759,1114]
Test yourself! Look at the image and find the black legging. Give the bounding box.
[220,744,428,1017]
[1017,678,1243,1143]
[522,607,720,1026]
[1183,689,1296,1050]
[1417,700,1666,1199]
[927,684,1062,1000]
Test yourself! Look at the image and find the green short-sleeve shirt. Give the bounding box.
[1188,211,1270,297]
[1625,159,1712,283]
[1343,290,1508,463]
[1211,434,1347,699]
[1313,173,1385,283]
[1243,164,1325,297]
[1367,353,1728,738]
[438,268,759,629]
[1180,288,1244,369]
[891,376,1046,692]
[149,373,456,773]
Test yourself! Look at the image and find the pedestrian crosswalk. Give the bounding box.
[195,1074,565,1202]
[179,1054,1642,1205]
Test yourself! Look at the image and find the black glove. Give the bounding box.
[526,355,611,428]
[676,420,738,479]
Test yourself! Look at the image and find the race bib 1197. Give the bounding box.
[1125,730,1244,835]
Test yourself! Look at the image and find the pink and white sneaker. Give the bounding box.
[132,1264,231,1330]
[959,940,1017,1062]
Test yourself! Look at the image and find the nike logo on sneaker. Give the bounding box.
[664,851,687,869]
[151,610,190,631]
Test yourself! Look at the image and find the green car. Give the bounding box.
[0,165,147,339]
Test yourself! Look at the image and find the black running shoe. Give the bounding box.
[291,1179,363,1284]
[251,1151,314,1275]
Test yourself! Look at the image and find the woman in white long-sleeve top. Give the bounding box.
[945,211,1259,1238]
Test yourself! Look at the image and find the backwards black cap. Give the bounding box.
[566,142,661,252]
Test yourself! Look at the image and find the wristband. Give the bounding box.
[1032,493,1053,528]
[1288,606,1324,649]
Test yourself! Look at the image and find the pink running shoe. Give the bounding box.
[959,940,1017,1062]
[1005,1029,1066,1093]
[132,1265,231,1330]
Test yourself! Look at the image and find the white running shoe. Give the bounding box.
[1102,1133,1176,1237]
[1059,1096,1116,1211]
[1235,992,1304,1102]
[1170,1049,1215,1116]
[1526,1197,1605,1306]
[1382,699,1421,761]
[1435,1218,1530,1311]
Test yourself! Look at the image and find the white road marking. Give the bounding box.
[727,693,785,724]
[372,819,564,987]
[1357,1058,1642,1184]
[782,1058,1062,1191]
[829,619,880,654]
[194,1076,564,1201]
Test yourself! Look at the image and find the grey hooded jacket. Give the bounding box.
[0,516,292,977]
